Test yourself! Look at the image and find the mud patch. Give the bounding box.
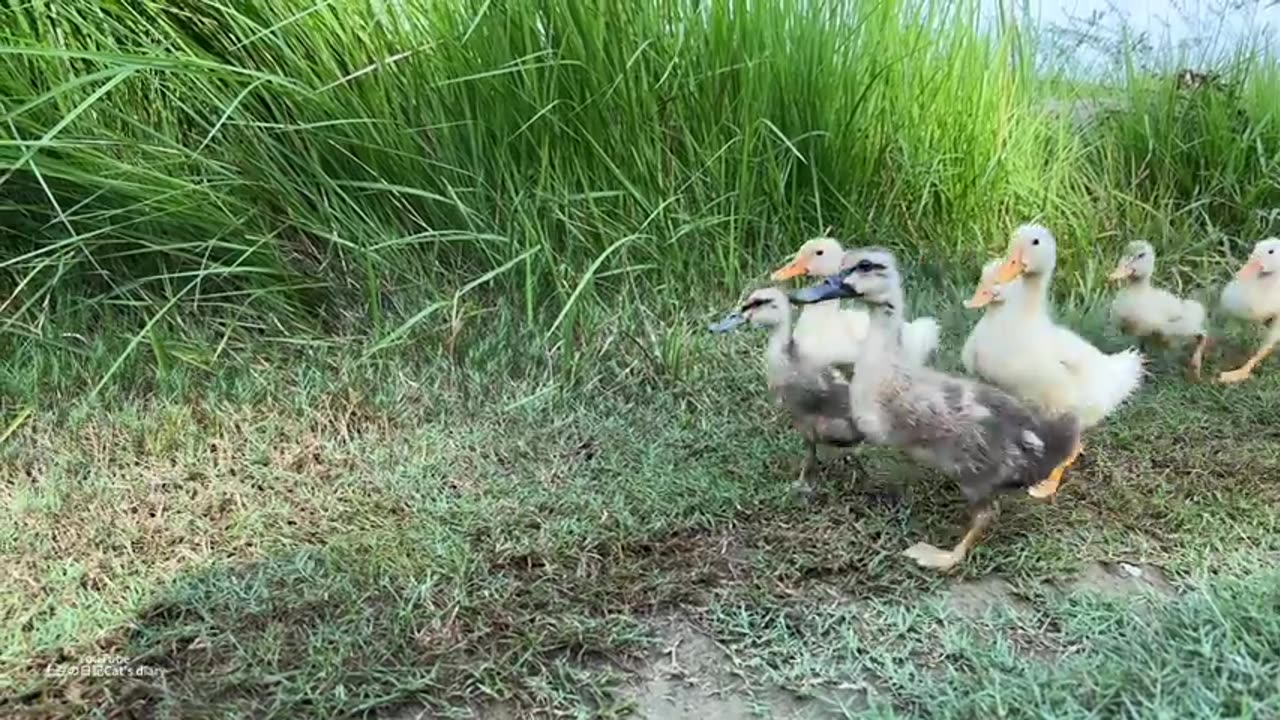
[943,577,1029,619]
[1066,561,1176,598]
[620,617,860,719]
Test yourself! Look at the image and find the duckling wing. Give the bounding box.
[780,368,864,446]
[1171,297,1207,336]
[969,384,1081,493]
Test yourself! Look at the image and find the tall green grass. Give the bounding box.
[1,0,1277,362]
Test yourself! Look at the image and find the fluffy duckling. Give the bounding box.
[961,258,1009,378]
[972,221,1146,458]
[794,249,1082,571]
[976,224,1144,497]
[710,288,864,498]
[1218,238,1280,384]
[962,254,1105,404]
[773,237,940,366]
[1108,240,1209,377]
[771,237,870,367]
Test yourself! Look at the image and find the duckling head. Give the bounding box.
[993,223,1058,285]
[1237,238,1280,280]
[965,257,1012,309]
[771,236,845,281]
[1108,240,1156,283]
[791,247,904,312]
[708,287,790,333]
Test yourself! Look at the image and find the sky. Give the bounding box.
[1016,0,1280,70]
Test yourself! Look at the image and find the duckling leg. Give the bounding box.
[1028,439,1084,500]
[1187,334,1210,379]
[903,503,997,572]
[1218,327,1277,384]
[791,441,818,502]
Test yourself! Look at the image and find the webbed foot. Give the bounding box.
[1218,367,1253,384]
[903,542,961,571]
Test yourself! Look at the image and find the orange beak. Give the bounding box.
[965,282,996,309]
[771,256,809,281]
[1108,263,1135,282]
[1237,258,1264,281]
[992,246,1027,284]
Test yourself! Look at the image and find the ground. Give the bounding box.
[2,306,1279,718]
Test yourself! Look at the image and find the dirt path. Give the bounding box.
[386,560,1177,719]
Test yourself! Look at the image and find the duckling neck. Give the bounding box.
[764,313,797,376]
[856,303,904,377]
[1019,270,1052,317]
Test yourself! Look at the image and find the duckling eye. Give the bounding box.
[1031,238,1041,246]
[815,250,824,256]
[852,260,887,273]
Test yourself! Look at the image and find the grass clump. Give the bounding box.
[6,0,1274,357]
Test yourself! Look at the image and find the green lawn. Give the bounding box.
[4,0,1280,716]
[3,302,1278,718]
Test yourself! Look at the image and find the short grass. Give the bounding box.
[3,298,1278,718]
[4,1,1280,717]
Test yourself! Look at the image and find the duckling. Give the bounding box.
[961,258,1009,378]
[710,288,864,498]
[965,257,1115,404]
[1108,240,1209,377]
[773,237,940,366]
[1218,238,1280,384]
[793,249,1082,571]
[975,224,1144,498]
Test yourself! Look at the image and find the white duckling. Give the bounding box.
[1218,238,1280,384]
[772,237,939,366]
[1107,240,1209,377]
[969,224,1144,498]
[793,249,1082,571]
[961,258,1010,378]
[771,237,869,367]
[964,258,1102,384]
[710,288,864,498]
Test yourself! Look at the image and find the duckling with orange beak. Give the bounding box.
[968,224,1145,498]
[1218,238,1280,384]
[961,258,1020,379]
[1107,241,1210,378]
[771,237,871,368]
[773,237,940,367]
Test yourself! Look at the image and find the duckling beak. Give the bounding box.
[1108,263,1135,282]
[1237,258,1264,280]
[771,256,809,281]
[708,311,747,333]
[992,247,1027,284]
[790,273,857,305]
[964,282,996,309]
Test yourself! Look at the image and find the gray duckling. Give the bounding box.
[793,248,1082,571]
[711,287,865,499]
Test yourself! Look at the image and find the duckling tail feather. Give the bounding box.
[1080,347,1144,427]
[901,317,940,366]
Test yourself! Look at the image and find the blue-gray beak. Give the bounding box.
[708,311,747,333]
[790,271,857,305]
